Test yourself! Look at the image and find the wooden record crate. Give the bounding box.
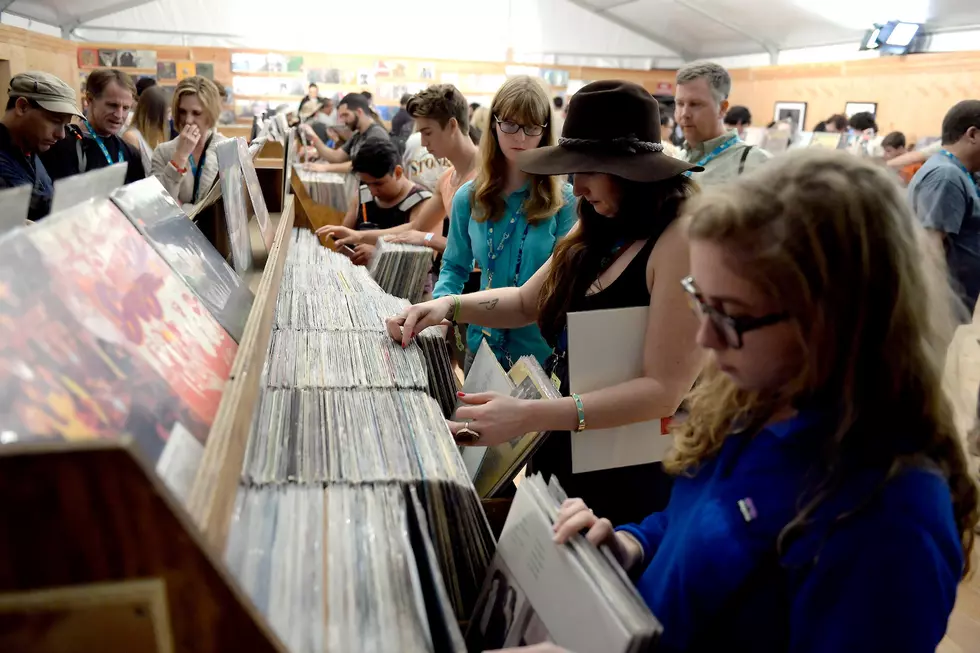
[0,196,297,653]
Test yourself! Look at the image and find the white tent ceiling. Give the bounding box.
[4,0,980,63]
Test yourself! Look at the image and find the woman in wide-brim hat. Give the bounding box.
[387,80,705,525]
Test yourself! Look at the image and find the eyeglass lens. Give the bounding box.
[496,118,544,137]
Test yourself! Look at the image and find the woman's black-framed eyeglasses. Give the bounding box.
[494,116,546,137]
[681,276,789,349]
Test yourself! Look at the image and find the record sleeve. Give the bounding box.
[216,137,254,274]
[0,198,237,466]
[112,177,254,342]
[237,137,275,253]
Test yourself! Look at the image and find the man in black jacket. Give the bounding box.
[0,71,83,221]
[40,68,145,185]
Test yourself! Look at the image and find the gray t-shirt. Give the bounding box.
[908,151,980,310]
[341,122,389,159]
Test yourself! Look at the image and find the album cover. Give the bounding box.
[234,138,275,254]
[177,61,196,79]
[98,49,117,67]
[134,50,157,69]
[78,48,98,68]
[287,56,304,73]
[196,63,215,80]
[231,52,268,72]
[117,50,137,68]
[216,138,254,274]
[157,61,177,79]
[0,199,236,464]
[111,177,254,342]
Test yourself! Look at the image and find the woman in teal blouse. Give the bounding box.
[432,75,576,369]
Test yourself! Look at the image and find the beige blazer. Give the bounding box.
[150,130,228,207]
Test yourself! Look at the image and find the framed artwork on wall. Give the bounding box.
[845,102,877,118]
[773,101,807,132]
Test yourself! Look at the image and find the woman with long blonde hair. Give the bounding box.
[548,149,979,651]
[123,84,168,172]
[430,75,576,370]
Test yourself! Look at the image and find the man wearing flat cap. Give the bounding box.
[0,71,83,221]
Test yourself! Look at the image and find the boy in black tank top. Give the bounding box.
[319,138,432,265]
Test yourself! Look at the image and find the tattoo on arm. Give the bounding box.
[479,298,499,311]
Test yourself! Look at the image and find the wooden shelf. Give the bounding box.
[79,66,156,74]
[230,70,305,78]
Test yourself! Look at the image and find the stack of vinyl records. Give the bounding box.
[370,238,433,304]
[294,167,356,212]
[224,229,487,652]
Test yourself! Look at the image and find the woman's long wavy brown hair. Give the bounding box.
[669,149,978,575]
[538,175,697,344]
[132,85,168,150]
[471,76,563,224]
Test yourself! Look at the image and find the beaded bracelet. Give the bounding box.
[572,393,586,432]
[449,295,464,352]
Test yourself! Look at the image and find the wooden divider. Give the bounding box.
[186,196,295,553]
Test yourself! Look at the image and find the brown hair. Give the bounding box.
[172,76,221,130]
[132,85,168,150]
[538,175,696,344]
[472,76,563,224]
[85,69,136,100]
[407,84,469,132]
[672,149,978,574]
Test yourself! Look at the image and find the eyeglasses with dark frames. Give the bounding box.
[494,116,546,137]
[680,276,789,349]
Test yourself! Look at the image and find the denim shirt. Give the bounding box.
[618,413,963,652]
[433,180,577,367]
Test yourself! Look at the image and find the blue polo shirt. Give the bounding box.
[0,123,53,221]
[909,151,980,311]
[617,412,963,652]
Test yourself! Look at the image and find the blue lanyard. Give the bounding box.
[940,150,979,193]
[83,119,124,165]
[481,215,532,366]
[684,134,739,177]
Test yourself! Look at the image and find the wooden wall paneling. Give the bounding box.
[727,52,980,143]
[0,25,79,106]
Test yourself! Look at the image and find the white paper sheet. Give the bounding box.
[568,306,673,474]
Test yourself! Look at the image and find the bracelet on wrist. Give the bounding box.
[170,159,188,174]
[572,393,586,432]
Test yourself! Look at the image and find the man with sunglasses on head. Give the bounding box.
[0,72,83,221]
[299,92,389,174]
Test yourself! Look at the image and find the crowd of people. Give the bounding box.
[1,55,979,652]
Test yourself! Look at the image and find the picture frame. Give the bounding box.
[773,101,807,132]
[845,101,877,118]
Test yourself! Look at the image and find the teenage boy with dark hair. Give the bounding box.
[0,71,83,221]
[881,131,907,160]
[320,138,432,265]
[300,92,389,173]
[317,84,478,254]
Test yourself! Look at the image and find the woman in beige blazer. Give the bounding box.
[151,76,228,208]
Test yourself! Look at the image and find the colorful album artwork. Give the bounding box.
[0,199,237,464]
[216,139,253,274]
[157,62,177,80]
[177,61,196,79]
[111,177,254,342]
[78,49,98,68]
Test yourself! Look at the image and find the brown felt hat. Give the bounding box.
[518,80,701,182]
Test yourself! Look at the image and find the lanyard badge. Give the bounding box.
[83,119,125,166]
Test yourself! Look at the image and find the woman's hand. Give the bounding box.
[385,297,454,347]
[552,498,638,571]
[316,224,363,247]
[454,392,532,447]
[385,230,431,247]
[173,124,201,167]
